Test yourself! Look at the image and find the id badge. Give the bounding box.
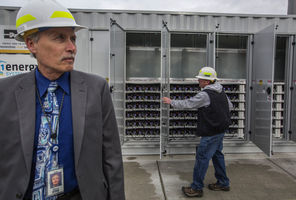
[46,168,64,197]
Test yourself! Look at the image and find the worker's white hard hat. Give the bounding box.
[15,0,86,41]
[195,66,218,81]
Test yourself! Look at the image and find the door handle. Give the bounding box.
[266,87,271,95]
[110,85,114,93]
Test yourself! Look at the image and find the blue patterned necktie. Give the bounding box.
[33,81,60,200]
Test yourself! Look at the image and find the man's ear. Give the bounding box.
[25,37,37,54]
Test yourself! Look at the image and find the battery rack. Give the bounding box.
[168,81,200,141]
[168,80,246,140]
[272,82,285,138]
[125,81,161,141]
[221,80,246,139]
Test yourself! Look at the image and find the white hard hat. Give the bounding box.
[195,66,218,81]
[15,0,86,41]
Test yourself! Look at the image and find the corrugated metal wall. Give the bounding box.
[70,10,296,33]
[1,6,296,33]
[2,7,296,76]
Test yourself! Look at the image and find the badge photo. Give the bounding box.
[46,168,64,197]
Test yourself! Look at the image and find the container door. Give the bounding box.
[250,24,275,156]
[110,19,125,141]
[291,36,296,142]
[160,20,170,158]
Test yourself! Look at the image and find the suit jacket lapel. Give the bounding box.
[15,71,36,175]
[70,71,87,168]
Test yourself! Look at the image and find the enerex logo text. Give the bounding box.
[0,60,37,77]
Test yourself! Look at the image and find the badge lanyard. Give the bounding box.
[36,87,65,167]
[36,86,67,197]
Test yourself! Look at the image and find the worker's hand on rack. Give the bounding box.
[162,97,171,104]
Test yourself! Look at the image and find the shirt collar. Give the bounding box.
[35,69,70,97]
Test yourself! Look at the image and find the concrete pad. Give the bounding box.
[158,158,296,200]
[157,160,195,200]
[123,157,164,200]
[268,153,296,179]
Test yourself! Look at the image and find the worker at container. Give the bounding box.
[162,66,232,198]
[0,0,125,200]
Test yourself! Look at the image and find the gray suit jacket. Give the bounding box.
[0,70,125,200]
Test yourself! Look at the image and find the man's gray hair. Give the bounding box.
[26,31,40,58]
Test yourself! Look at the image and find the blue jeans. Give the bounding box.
[191,133,229,190]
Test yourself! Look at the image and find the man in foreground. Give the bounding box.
[0,0,125,199]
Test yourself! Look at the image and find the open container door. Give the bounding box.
[250,24,276,156]
[109,18,126,142]
[291,36,296,142]
[160,20,170,158]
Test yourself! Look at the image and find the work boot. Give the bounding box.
[208,183,230,191]
[182,186,203,197]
